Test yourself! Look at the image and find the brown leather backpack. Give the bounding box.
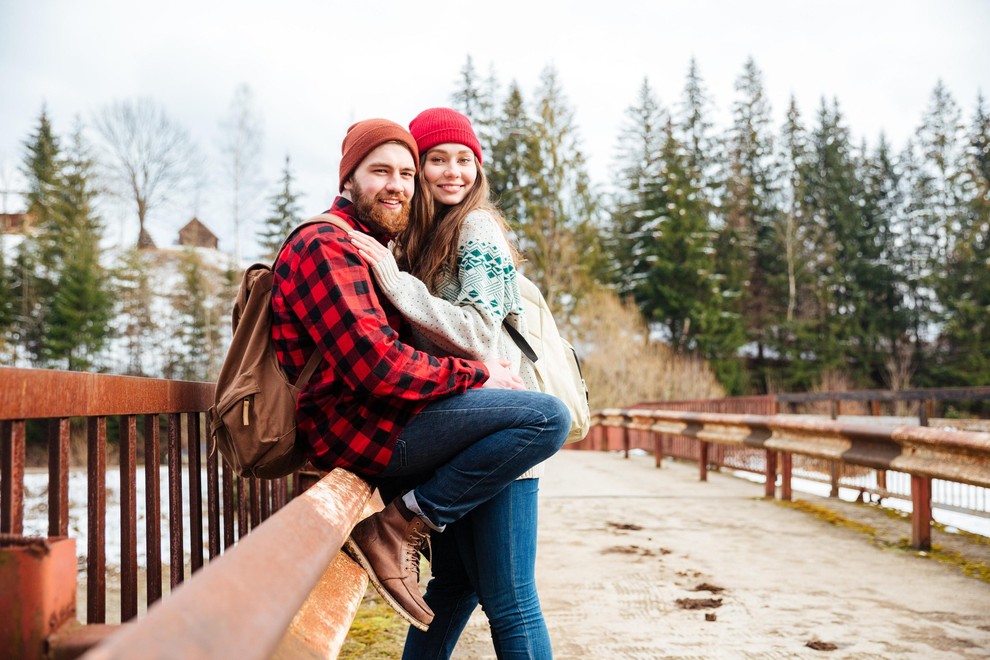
[209,214,351,478]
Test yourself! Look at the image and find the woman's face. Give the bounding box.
[422,143,478,206]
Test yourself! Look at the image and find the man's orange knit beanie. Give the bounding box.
[338,119,419,192]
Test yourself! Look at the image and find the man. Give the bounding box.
[271,119,569,631]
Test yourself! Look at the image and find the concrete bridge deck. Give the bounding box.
[450,450,990,659]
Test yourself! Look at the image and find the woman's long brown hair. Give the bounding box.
[395,155,522,293]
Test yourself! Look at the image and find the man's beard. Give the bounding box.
[351,181,411,234]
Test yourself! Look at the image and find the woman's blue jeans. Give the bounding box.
[402,478,552,660]
[374,388,569,529]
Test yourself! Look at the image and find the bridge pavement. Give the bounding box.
[449,450,990,659]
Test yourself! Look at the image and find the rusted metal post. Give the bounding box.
[654,432,663,468]
[911,475,933,551]
[167,413,184,588]
[877,469,888,501]
[120,415,138,622]
[48,419,70,537]
[2,420,26,535]
[250,477,262,526]
[870,400,880,416]
[622,426,630,459]
[237,476,249,539]
[829,461,840,498]
[84,469,372,660]
[222,461,235,550]
[699,441,708,482]
[779,452,792,501]
[0,536,78,660]
[144,414,162,606]
[87,417,107,624]
[206,429,221,560]
[187,412,204,574]
[764,450,777,498]
[919,400,929,426]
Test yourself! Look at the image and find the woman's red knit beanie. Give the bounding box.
[338,118,419,192]
[408,108,483,165]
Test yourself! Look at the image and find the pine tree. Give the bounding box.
[935,93,990,388]
[39,122,114,370]
[675,57,722,212]
[14,109,62,363]
[803,99,879,383]
[895,138,938,379]
[21,108,60,227]
[0,238,13,358]
[915,81,970,266]
[609,77,667,291]
[451,56,498,156]
[518,65,601,315]
[43,239,114,371]
[776,97,814,326]
[855,135,910,386]
[720,58,781,373]
[169,249,222,381]
[257,155,303,261]
[488,82,533,230]
[114,247,158,376]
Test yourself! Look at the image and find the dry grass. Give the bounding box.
[567,289,725,409]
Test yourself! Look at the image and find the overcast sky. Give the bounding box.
[2,0,988,257]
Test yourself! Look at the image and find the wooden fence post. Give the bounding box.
[764,450,777,498]
[911,475,933,551]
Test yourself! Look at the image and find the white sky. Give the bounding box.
[2,0,988,258]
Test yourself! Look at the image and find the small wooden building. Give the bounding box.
[0,212,34,234]
[177,217,218,250]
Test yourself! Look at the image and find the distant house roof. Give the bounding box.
[0,212,34,234]
[178,217,218,250]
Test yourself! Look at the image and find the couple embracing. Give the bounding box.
[272,108,566,658]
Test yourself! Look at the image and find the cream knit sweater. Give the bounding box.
[371,209,544,480]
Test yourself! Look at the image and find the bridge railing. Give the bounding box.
[0,366,372,659]
[588,407,990,550]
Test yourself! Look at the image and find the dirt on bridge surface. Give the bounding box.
[450,450,990,659]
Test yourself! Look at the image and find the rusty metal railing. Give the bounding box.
[84,468,374,660]
[0,367,306,655]
[589,408,990,550]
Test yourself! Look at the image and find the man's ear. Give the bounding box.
[342,178,352,193]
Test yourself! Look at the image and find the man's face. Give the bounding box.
[344,142,416,234]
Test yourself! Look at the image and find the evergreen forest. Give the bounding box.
[2,56,988,403]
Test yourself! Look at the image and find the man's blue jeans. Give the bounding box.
[375,388,569,529]
[402,478,552,660]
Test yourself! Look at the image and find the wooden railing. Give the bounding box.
[587,407,990,549]
[0,367,373,659]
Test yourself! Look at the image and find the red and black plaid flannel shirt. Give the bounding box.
[271,197,489,476]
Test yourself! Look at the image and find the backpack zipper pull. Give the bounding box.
[243,398,250,426]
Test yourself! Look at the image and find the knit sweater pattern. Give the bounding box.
[373,209,545,479]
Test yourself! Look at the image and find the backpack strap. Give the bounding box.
[273,212,354,267]
[504,321,539,363]
[295,348,324,388]
[276,213,356,388]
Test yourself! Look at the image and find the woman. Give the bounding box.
[348,107,552,659]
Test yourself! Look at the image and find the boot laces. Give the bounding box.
[405,522,431,578]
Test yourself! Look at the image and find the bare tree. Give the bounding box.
[94,98,196,248]
[219,83,264,261]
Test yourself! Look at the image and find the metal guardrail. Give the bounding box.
[591,408,990,549]
[84,468,373,660]
[0,367,316,657]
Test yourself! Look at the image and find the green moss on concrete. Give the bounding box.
[777,499,990,585]
[339,589,408,659]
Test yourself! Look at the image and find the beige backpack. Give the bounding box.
[506,274,592,444]
[209,214,350,478]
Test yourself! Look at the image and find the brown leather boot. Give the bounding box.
[343,498,434,631]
